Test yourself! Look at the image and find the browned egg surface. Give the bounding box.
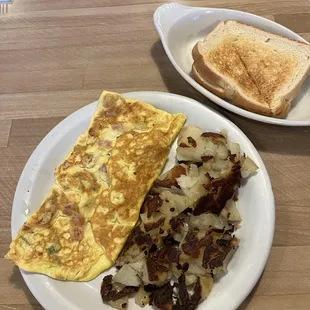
[5,91,186,281]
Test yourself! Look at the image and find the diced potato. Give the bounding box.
[176,164,209,203]
[141,260,168,285]
[216,143,229,159]
[113,264,141,287]
[135,287,150,308]
[211,159,230,172]
[177,126,203,146]
[229,142,241,161]
[203,140,217,157]
[116,245,146,266]
[128,260,145,274]
[108,297,128,310]
[201,160,212,171]
[140,211,164,226]
[185,274,198,285]
[220,128,228,139]
[189,213,228,230]
[221,199,242,222]
[186,262,207,276]
[176,126,206,161]
[207,170,221,179]
[172,233,183,242]
[199,275,213,300]
[241,157,258,178]
[102,127,258,310]
[171,263,182,278]
[159,191,189,216]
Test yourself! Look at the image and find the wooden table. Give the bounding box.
[1,1,310,309]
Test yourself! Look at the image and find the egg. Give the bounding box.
[5,91,186,281]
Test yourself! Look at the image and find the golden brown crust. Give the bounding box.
[91,130,171,259]
[231,20,310,50]
[230,87,273,116]
[230,36,298,110]
[192,42,229,90]
[192,63,272,117]
[192,65,226,98]
[271,68,309,117]
[193,39,269,104]
[5,91,186,281]
[272,98,291,118]
[192,21,310,118]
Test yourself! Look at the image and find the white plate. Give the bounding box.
[154,3,310,126]
[11,91,274,310]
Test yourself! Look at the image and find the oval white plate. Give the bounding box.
[154,3,310,126]
[11,91,274,310]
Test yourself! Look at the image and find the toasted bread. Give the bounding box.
[192,20,310,118]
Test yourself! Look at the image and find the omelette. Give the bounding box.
[5,91,186,281]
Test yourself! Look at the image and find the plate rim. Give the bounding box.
[153,2,310,126]
[10,91,275,310]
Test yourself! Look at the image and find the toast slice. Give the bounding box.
[192,54,272,116]
[192,20,310,118]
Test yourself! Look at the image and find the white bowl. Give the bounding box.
[154,3,310,126]
[11,91,274,310]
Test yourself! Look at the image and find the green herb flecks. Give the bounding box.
[47,245,57,255]
[20,236,30,245]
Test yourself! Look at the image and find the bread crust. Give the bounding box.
[192,64,273,116]
[271,69,309,117]
[193,38,273,117]
[230,20,310,50]
[192,42,228,89]
[192,65,226,98]
[192,20,310,118]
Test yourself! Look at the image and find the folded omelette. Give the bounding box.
[5,91,186,281]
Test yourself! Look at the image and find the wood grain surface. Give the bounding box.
[1,0,310,309]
